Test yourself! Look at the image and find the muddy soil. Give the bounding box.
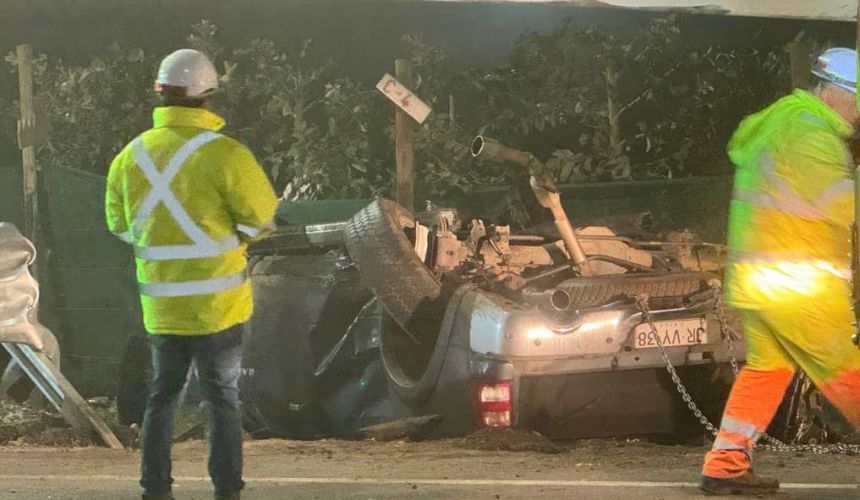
[0,437,858,499]
[460,428,564,454]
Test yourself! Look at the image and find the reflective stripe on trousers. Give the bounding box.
[711,416,761,453]
[703,368,795,479]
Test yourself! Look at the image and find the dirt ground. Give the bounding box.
[0,434,858,499]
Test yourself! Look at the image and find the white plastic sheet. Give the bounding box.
[0,223,44,350]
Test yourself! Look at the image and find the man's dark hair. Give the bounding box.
[157,84,209,108]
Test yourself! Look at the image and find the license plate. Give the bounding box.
[633,318,707,349]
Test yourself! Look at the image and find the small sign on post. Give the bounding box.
[376,73,432,125]
[377,64,433,213]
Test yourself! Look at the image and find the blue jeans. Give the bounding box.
[140,325,245,495]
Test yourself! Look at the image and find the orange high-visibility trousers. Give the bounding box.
[702,293,860,478]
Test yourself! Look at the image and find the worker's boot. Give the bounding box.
[699,470,779,495]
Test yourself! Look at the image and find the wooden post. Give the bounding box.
[788,41,811,89]
[16,44,38,246]
[394,59,415,213]
[605,64,622,159]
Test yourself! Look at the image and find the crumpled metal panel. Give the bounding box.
[0,222,44,350]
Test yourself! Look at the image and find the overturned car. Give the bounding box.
[238,137,745,441]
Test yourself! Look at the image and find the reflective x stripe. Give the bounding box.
[733,188,825,220]
[813,178,854,206]
[139,272,246,298]
[131,132,241,261]
[115,231,133,244]
[736,153,854,221]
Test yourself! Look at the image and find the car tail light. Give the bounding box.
[478,381,512,428]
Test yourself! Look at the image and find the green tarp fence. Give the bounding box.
[0,163,732,396]
[1,164,143,397]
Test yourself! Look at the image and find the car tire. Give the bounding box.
[344,198,445,346]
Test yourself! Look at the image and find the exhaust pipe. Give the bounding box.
[471,135,591,274]
[522,287,572,311]
[471,136,544,176]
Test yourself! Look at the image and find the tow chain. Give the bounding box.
[634,282,860,455]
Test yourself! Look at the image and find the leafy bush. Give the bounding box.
[454,16,789,182]
[199,25,392,200]
[1,16,791,200]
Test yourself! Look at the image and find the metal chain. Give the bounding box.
[634,286,860,455]
[633,293,720,438]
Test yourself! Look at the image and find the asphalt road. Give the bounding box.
[0,438,857,499]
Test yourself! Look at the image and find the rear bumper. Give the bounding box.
[466,354,734,439]
[456,286,741,438]
[515,369,681,438]
[464,286,743,373]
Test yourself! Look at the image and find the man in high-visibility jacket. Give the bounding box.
[106,49,277,500]
[700,47,860,495]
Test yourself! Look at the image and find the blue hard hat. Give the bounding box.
[811,47,858,94]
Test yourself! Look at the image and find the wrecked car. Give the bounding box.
[238,137,744,441]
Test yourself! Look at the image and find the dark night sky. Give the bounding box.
[0,0,853,80]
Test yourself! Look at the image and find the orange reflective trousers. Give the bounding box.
[702,293,860,478]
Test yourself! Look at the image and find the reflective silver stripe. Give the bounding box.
[135,235,241,261]
[733,188,825,220]
[739,153,853,221]
[711,436,750,452]
[730,251,852,280]
[236,224,260,238]
[139,272,246,298]
[813,178,854,208]
[720,416,760,439]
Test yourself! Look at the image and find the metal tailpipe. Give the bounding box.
[471,135,544,176]
[471,135,591,274]
[521,287,572,311]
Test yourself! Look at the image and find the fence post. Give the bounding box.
[394,59,415,213]
[787,40,811,89]
[16,44,38,245]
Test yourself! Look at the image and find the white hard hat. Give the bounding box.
[811,47,858,94]
[155,49,219,98]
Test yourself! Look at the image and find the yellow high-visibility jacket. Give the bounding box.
[724,89,855,309]
[106,106,278,334]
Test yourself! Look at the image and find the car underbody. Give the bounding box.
[237,137,746,441]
